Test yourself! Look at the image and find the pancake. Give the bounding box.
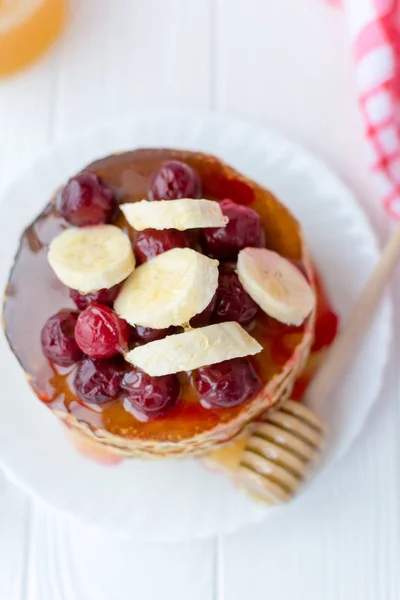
[3,149,316,458]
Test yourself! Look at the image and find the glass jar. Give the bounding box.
[0,0,66,76]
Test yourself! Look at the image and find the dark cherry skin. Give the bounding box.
[122,367,180,420]
[74,303,130,359]
[312,308,339,351]
[41,309,83,367]
[58,171,117,227]
[189,293,217,328]
[195,357,262,408]
[134,228,191,264]
[149,160,201,201]
[213,271,258,326]
[74,357,123,404]
[70,283,121,311]
[130,324,176,344]
[202,198,264,259]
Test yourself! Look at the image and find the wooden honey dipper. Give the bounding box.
[206,223,400,505]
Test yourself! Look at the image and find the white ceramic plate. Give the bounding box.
[0,112,392,542]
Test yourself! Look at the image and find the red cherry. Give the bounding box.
[149,160,201,200]
[213,272,258,326]
[131,325,176,344]
[312,309,339,351]
[202,199,264,259]
[134,228,191,264]
[190,293,217,328]
[70,283,121,311]
[311,270,339,351]
[195,357,262,408]
[74,357,123,404]
[58,172,117,227]
[208,176,254,206]
[41,309,83,367]
[291,375,312,402]
[74,303,130,359]
[122,367,180,420]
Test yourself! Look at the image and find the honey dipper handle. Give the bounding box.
[306,223,400,412]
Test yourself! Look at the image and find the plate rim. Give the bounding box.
[0,111,392,541]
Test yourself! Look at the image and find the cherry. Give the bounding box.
[213,272,258,326]
[131,325,175,344]
[74,303,130,359]
[70,283,121,311]
[74,357,123,404]
[122,367,180,420]
[195,357,262,408]
[311,270,339,352]
[134,228,191,264]
[190,293,217,328]
[41,309,83,367]
[312,309,339,351]
[149,160,201,200]
[202,199,264,259]
[58,171,117,227]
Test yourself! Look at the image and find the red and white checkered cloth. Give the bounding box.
[332,0,400,218]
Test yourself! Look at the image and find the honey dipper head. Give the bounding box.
[236,400,326,505]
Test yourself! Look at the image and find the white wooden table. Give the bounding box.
[0,1,399,598]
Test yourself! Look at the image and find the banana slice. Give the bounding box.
[114,247,219,328]
[237,248,315,326]
[125,321,262,376]
[48,225,135,293]
[120,199,228,231]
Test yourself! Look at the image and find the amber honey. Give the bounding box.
[0,0,66,76]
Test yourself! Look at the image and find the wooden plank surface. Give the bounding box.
[0,1,399,598]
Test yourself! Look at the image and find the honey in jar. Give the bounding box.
[0,0,66,76]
